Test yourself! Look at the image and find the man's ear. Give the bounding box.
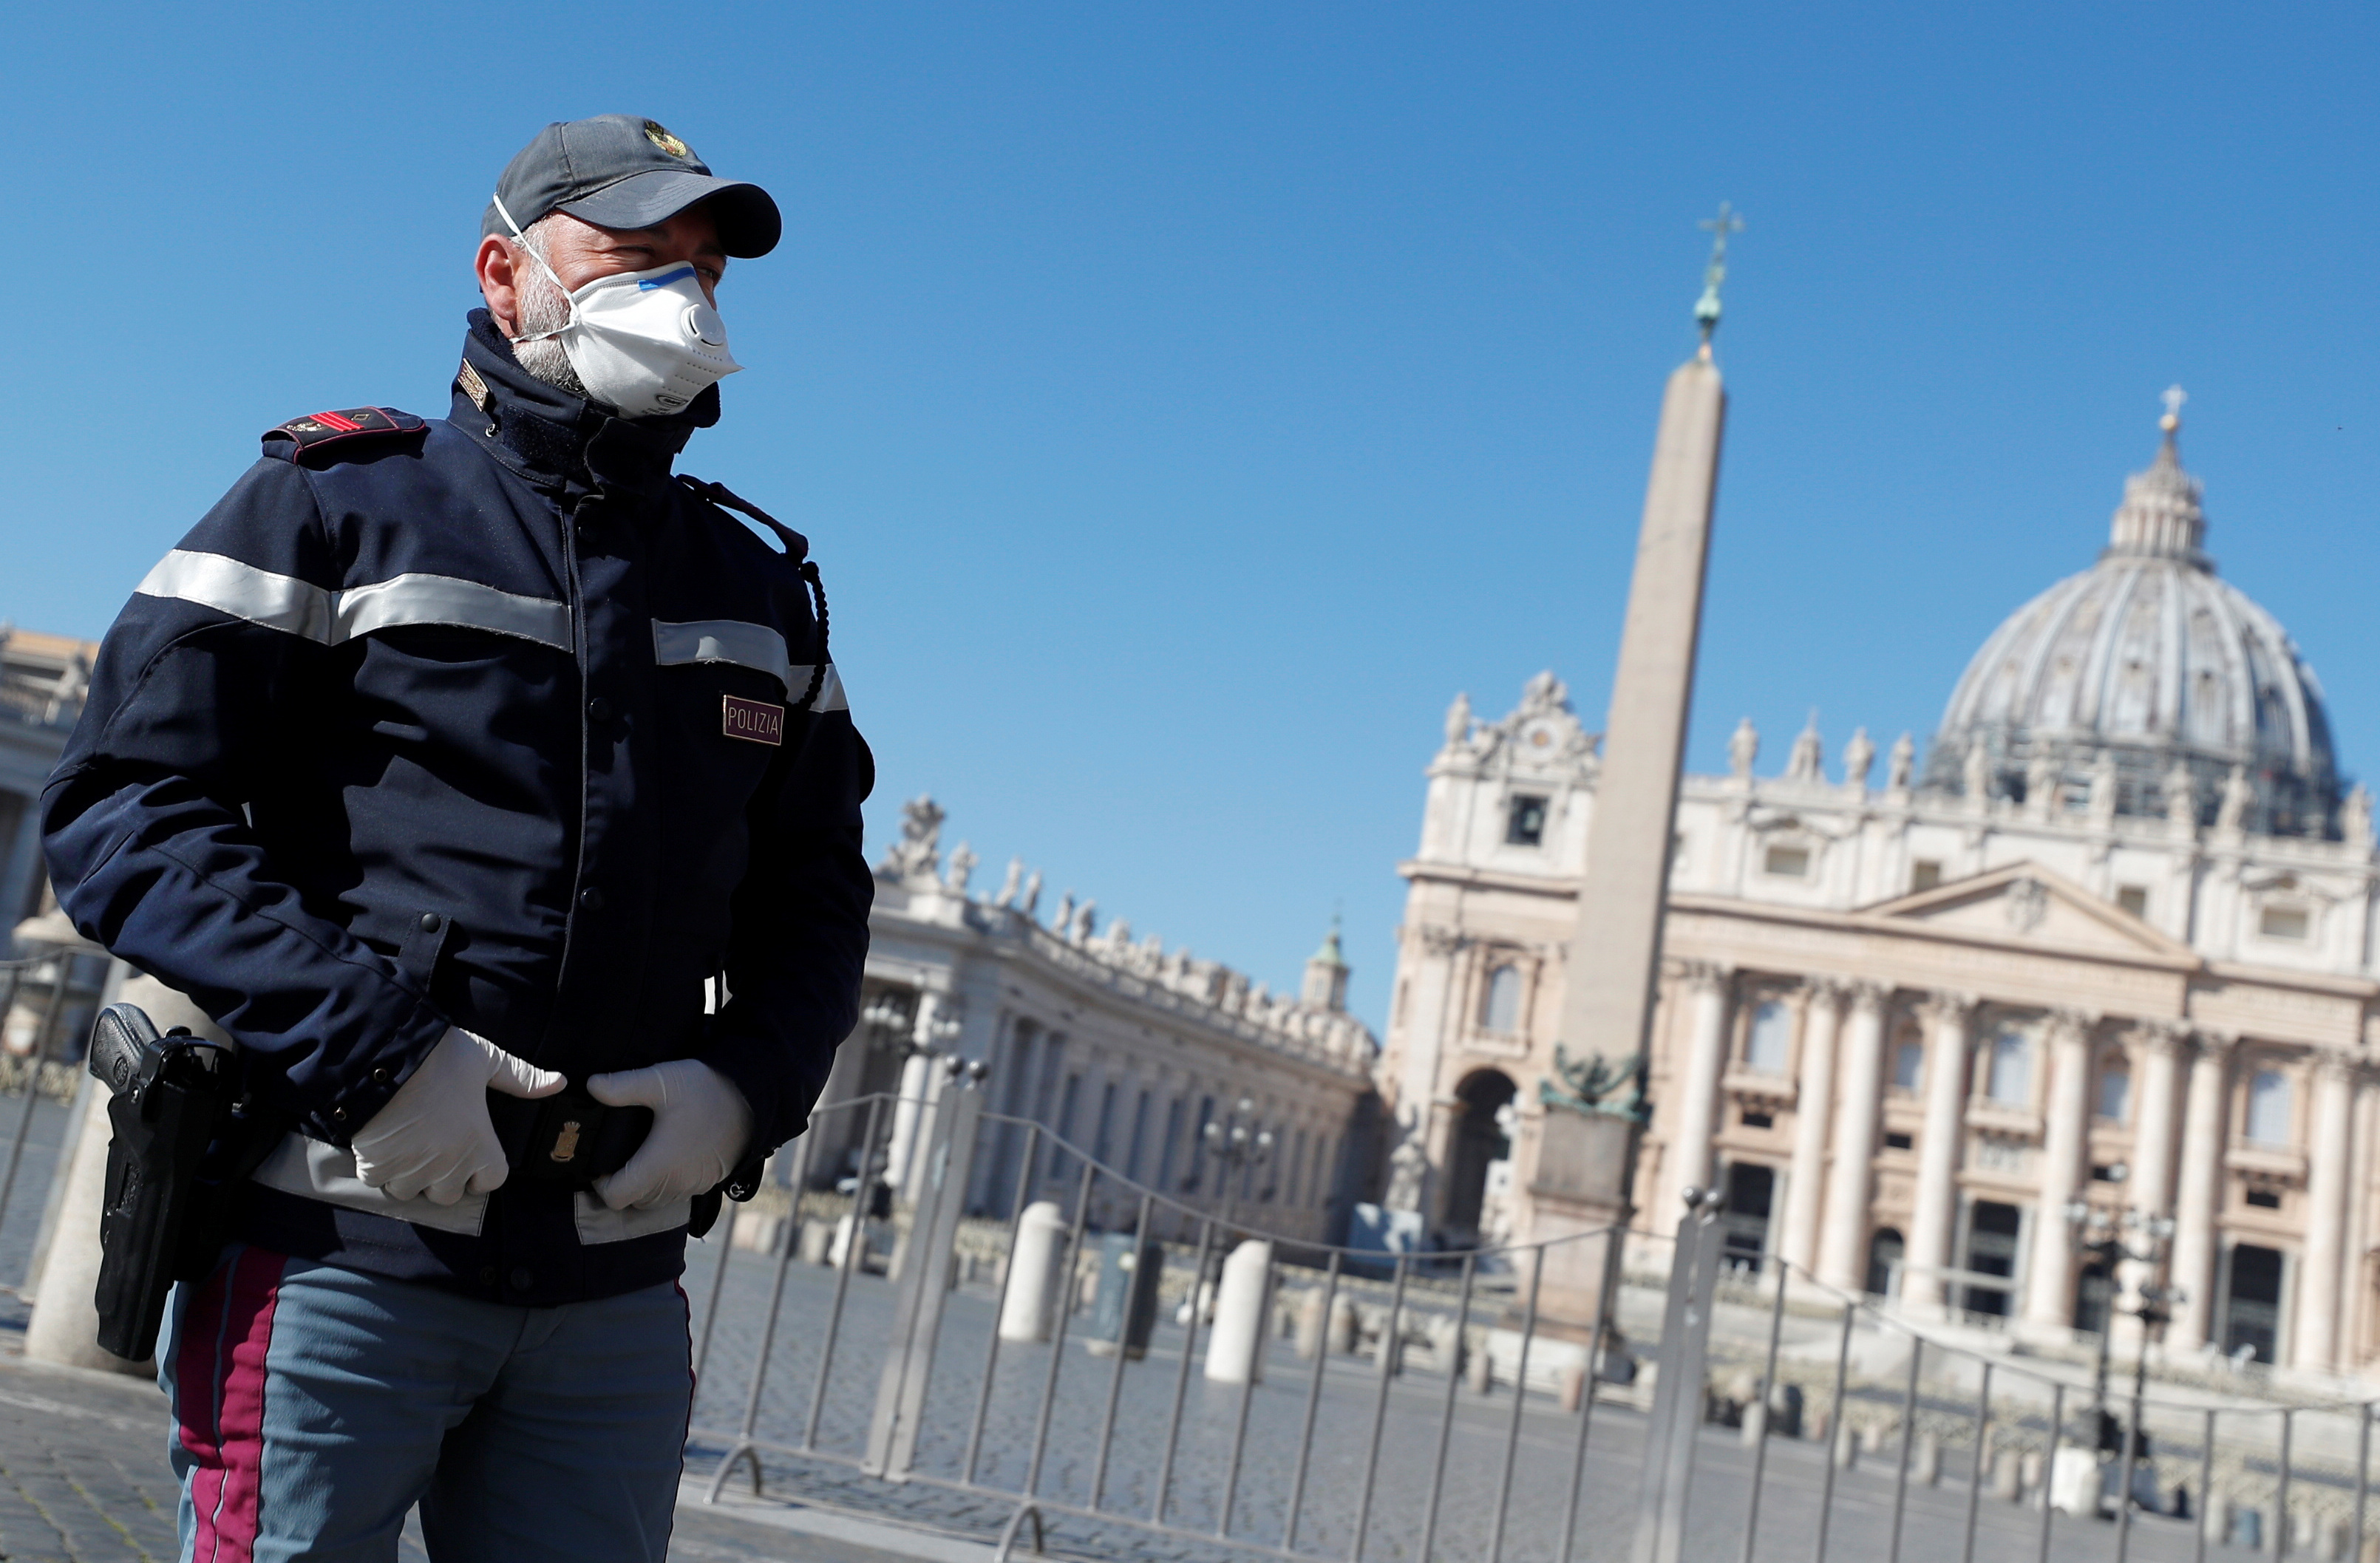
[475,235,523,337]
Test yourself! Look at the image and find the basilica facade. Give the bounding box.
[1379,409,2380,1378]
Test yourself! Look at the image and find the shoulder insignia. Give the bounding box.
[262,406,429,466]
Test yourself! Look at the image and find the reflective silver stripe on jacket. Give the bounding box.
[651,619,850,712]
[135,550,572,651]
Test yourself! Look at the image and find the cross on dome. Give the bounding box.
[2161,384,2187,435]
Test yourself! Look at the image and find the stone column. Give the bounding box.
[1659,961,1734,1223]
[2166,1032,2234,1351]
[1815,981,1889,1291]
[1903,992,1976,1311]
[1779,980,1845,1275]
[2129,1024,2185,1215]
[2292,1055,2355,1371]
[2022,1007,2095,1329]
[2119,1022,2187,1334]
[885,1049,934,1194]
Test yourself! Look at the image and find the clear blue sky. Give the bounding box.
[7,4,2377,1028]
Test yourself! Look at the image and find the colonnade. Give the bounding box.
[1662,963,2368,1373]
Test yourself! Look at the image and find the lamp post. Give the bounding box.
[2064,1188,2179,1503]
[1201,1096,1274,1236]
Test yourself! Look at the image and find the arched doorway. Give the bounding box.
[1443,1069,1518,1239]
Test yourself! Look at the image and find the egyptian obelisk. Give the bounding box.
[1523,206,1735,1324]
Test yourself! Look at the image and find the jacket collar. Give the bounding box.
[449,309,718,502]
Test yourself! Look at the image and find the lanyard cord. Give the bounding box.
[678,476,830,714]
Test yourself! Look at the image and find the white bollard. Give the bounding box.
[1295,1289,1328,1359]
[2049,1446,2101,1516]
[827,1212,865,1269]
[1330,1294,1361,1354]
[798,1219,835,1265]
[1203,1239,1273,1385]
[997,1202,1068,1343]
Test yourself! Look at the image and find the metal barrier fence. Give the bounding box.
[684,1079,2380,1563]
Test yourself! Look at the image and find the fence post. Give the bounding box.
[1634,1192,1725,1563]
[863,1066,983,1478]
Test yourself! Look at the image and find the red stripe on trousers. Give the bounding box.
[174,1256,234,1466]
[184,1248,284,1563]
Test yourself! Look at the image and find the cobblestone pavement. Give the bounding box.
[0,1331,875,1562]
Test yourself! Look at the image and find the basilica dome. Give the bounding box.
[1928,406,2340,835]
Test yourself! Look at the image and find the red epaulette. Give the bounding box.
[261,407,429,466]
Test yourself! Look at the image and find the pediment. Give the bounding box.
[1859,862,2197,961]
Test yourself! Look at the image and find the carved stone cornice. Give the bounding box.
[1843,978,1893,1015]
[2129,1018,2190,1058]
[1675,958,1734,995]
[1803,975,1851,1015]
[2192,1026,2240,1062]
[1412,923,1469,957]
[2313,1050,2360,1087]
[1915,990,1979,1029]
[2044,1005,2100,1043]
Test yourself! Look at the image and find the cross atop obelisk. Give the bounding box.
[1693,201,1744,352]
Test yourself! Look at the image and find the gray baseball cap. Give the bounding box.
[482,115,781,259]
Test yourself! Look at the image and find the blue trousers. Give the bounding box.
[161,1245,693,1563]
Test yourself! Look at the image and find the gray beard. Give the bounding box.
[509,263,594,403]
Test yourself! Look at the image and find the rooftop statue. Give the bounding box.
[877,794,945,883]
[1785,713,1823,783]
[1886,732,1915,792]
[1728,717,1758,782]
[1842,727,1875,791]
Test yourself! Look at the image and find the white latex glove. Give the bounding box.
[587,1060,753,1212]
[351,1026,565,1205]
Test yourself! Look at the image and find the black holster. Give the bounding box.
[89,1003,280,1361]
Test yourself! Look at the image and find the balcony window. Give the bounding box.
[2245,1069,2292,1145]
[2097,1068,2130,1123]
[1985,1029,2030,1105]
[1744,1000,1792,1074]
[1764,844,1811,878]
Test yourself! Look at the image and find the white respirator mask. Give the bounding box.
[493,192,742,418]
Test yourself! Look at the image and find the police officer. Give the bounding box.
[42,115,872,1559]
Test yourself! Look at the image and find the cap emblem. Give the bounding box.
[642,120,694,160]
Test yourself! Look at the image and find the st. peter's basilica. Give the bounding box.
[1380,401,2380,1379]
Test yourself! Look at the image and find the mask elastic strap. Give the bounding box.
[491,191,576,344]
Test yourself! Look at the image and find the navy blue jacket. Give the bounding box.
[43,313,874,1304]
